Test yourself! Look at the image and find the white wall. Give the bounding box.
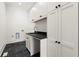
[30,2,48,20]
[0,2,7,55]
[6,5,34,43]
[29,2,48,32]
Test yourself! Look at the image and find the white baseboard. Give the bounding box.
[7,40,25,44]
[0,44,6,56]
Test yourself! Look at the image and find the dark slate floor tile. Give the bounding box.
[1,41,40,57]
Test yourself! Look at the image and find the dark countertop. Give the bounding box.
[26,31,47,40]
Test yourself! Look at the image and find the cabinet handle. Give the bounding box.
[32,19,34,21]
[40,15,42,17]
[55,41,58,43]
[55,6,58,8]
[58,4,61,7]
[58,41,61,44]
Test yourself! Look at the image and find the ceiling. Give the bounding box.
[5,2,36,11]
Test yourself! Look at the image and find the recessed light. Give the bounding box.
[32,7,37,11]
[18,2,22,6]
[38,2,44,5]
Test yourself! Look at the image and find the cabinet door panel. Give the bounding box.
[47,10,58,57]
[61,3,78,57]
[26,35,30,51]
[48,2,60,12]
[60,2,70,7]
[47,39,58,57]
[40,39,47,57]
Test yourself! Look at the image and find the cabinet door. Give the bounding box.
[29,36,34,56]
[40,39,47,57]
[47,9,59,57]
[48,2,59,12]
[26,35,30,51]
[60,3,78,57]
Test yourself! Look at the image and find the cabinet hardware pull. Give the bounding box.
[58,4,61,7]
[58,42,61,44]
[55,41,58,43]
[40,15,42,17]
[32,19,34,21]
[55,6,58,8]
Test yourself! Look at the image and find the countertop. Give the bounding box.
[26,31,47,40]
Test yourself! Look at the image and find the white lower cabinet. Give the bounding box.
[26,35,40,56]
[26,35,30,51]
[47,2,78,57]
[40,38,47,57]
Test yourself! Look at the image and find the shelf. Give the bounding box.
[32,16,47,23]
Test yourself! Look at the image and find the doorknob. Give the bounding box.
[58,41,61,44]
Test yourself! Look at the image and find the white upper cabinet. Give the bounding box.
[30,2,48,22]
[48,2,70,12]
[47,9,59,57]
[47,2,78,57]
[48,2,59,12]
[60,2,70,6]
[60,3,78,57]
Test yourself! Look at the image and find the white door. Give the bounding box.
[60,3,78,57]
[47,9,59,57]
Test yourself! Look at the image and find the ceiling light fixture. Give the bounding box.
[18,2,22,6]
[32,7,37,11]
[38,2,44,5]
